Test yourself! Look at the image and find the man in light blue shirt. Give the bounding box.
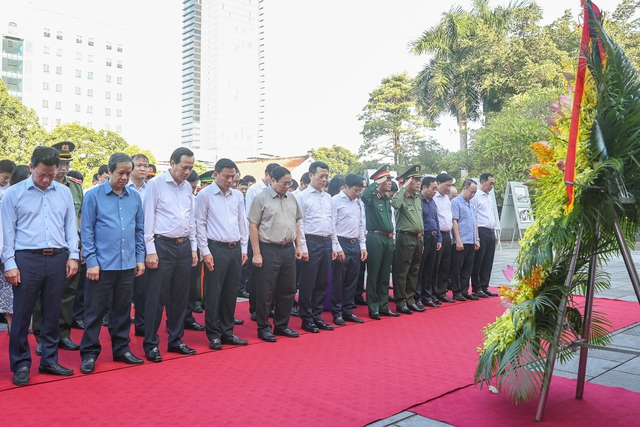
[78,153,146,374]
[2,146,79,386]
[450,179,479,301]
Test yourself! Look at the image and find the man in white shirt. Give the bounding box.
[296,161,335,333]
[330,174,367,325]
[142,147,198,362]
[432,173,456,303]
[471,173,499,298]
[195,158,249,350]
[0,159,16,202]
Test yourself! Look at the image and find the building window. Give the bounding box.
[87,89,93,97]
[116,109,122,117]
[56,119,61,125]
[105,91,111,99]
[75,104,81,112]
[106,58,111,67]
[117,76,122,85]
[42,117,48,125]
[56,31,63,40]
[43,64,50,72]
[87,121,92,127]
[55,101,62,110]
[76,52,82,60]
[75,69,81,78]
[56,66,62,74]
[106,75,111,83]
[43,46,50,54]
[106,42,112,50]
[88,71,93,80]
[88,38,94,46]
[44,28,50,38]
[76,35,82,43]
[117,44,122,52]
[88,54,93,62]
[56,48,62,56]
[56,84,62,92]
[75,87,81,95]
[105,124,110,131]
[116,125,122,133]
[105,108,111,116]
[42,100,49,108]
[117,60,122,69]
[87,106,93,114]
[116,93,122,101]
[43,82,49,90]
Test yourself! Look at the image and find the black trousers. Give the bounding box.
[472,227,496,293]
[143,238,192,352]
[247,241,257,314]
[80,269,134,360]
[416,233,438,301]
[10,251,67,371]
[204,242,242,341]
[73,262,88,322]
[331,238,361,318]
[451,244,476,296]
[255,242,296,334]
[32,266,79,340]
[432,233,452,297]
[298,235,332,324]
[133,268,147,331]
[185,260,202,325]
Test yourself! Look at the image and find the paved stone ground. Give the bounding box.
[370,243,640,427]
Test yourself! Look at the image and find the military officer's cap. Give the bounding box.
[370,164,391,181]
[147,164,157,177]
[398,165,421,182]
[199,170,215,184]
[51,141,75,161]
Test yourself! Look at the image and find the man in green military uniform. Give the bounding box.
[361,165,400,320]
[391,165,425,314]
[34,142,84,354]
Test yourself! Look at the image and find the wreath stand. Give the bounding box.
[535,214,640,421]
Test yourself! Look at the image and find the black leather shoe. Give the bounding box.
[369,312,381,320]
[290,307,300,317]
[484,289,499,297]
[222,335,248,346]
[380,310,400,317]
[343,314,365,323]
[59,337,80,350]
[250,312,257,321]
[184,321,205,331]
[274,327,299,338]
[167,343,196,355]
[258,330,277,342]
[315,320,334,331]
[473,291,489,299]
[80,358,96,374]
[39,363,74,376]
[354,295,367,306]
[454,294,467,302]
[71,319,85,330]
[237,291,250,298]
[135,328,145,337]
[422,300,439,308]
[13,366,29,386]
[432,298,442,305]
[439,295,456,303]
[234,317,244,325]
[146,347,162,362]
[301,322,320,333]
[409,303,426,312]
[397,307,413,315]
[269,309,275,318]
[114,352,144,365]
[35,343,42,356]
[210,338,222,350]
[463,293,479,301]
[333,317,347,326]
[193,306,203,313]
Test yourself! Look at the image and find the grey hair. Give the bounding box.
[108,152,134,173]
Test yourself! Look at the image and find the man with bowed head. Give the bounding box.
[2,146,79,386]
[79,153,146,374]
[451,179,479,302]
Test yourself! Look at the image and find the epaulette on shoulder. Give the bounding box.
[68,176,83,186]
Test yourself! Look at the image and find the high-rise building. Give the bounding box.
[1,1,127,135]
[182,0,262,161]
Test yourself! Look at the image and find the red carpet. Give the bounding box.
[0,293,638,426]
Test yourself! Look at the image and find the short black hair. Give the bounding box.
[328,176,344,196]
[436,172,453,184]
[242,175,256,184]
[300,173,311,185]
[344,174,362,188]
[31,146,60,168]
[390,181,398,192]
[170,147,194,165]
[309,161,329,174]
[132,153,149,164]
[289,179,298,190]
[238,178,248,186]
[479,172,494,182]
[271,166,290,182]
[421,176,436,189]
[215,158,238,173]
[462,179,476,189]
[0,159,16,174]
[92,173,98,181]
[265,163,280,176]
[187,170,199,183]
[98,164,109,176]
[108,152,134,174]
[67,170,84,182]
[10,165,30,185]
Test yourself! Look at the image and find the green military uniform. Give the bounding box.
[361,166,395,315]
[391,165,424,310]
[33,142,84,344]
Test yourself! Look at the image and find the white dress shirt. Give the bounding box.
[332,191,366,251]
[126,179,148,202]
[295,186,334,253]
[195,182,248,255]
[245,179,268,215]
[472,189,496,229]
[143,171,196,254]
[433,191,453,232]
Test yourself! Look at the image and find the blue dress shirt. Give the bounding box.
[451,195,477,244]
[2,176,80,270]
[81,181,145,270]
[420,193,442,244]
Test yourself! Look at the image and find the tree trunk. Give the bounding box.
[458,115,468,152]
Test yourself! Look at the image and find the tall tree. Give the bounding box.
[309,145,360,176]
[358,73,432,166]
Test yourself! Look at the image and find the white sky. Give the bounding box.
[40,0,625,160]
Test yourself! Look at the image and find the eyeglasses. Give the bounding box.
[279,181,292,187]
[349,187,362,194]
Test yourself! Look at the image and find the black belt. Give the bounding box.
[307,234,331,241]
[398,230,423,238]
[424,230,438,236]
[368,230,393,238]
[264,241,294,248]
[20,248,66,256]
[154,234,188,245]
[338,237,358,244]
[209,240,240,249]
